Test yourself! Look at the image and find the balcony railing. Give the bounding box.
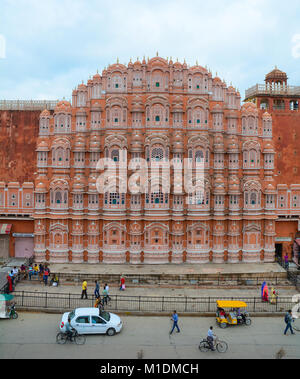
[245,84,300,99]
[0,100,59,111]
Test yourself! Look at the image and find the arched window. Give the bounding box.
[111,149,120,162]
[250,192,257,205]
[151,147,164,161]
[195,150,204,162]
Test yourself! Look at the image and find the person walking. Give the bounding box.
[284,253,289,270]
[81,280,88,299]
[105,283,111,301]
[284,310,295,335]
[270,287,278,305]
[6,272,13,293]
[120,275,125,291]
[102,286,108,305]
[169,310,180,334]
[43,267,49,286]
[28,265,34,280]
[94,280,100,298]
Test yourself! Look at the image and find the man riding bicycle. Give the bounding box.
[207,326,216,351]
[65,316,75,340]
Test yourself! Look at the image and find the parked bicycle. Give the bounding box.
[199,336,228,353]
[56,329,86,345]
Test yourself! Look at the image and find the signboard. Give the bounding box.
[275,237,292,242]
[298,219,300,231]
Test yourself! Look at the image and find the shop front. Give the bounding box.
[0,224,12,259]
[13,233,34,258]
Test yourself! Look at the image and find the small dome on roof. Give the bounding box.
[263,111,272,119]
[40,109,50,117]
[55,100,71,113]
[93,70,101,80]
[265,67,287,81]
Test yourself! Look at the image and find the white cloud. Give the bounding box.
[0,0,299,99]
[292,34,300,59]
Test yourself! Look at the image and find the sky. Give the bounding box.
[0,0,300,101]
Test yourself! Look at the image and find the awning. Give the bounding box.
[0,224,12,235]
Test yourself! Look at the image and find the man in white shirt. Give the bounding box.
[105,284,111,301]
[207,326,215,351]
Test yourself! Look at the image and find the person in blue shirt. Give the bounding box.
[94,280,100,298]
[207,326,216,351]
[65,316,74,340]
[170,310,180,334]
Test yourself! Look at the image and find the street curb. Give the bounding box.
[17,307,286,317]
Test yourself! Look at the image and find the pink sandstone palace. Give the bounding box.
[0,56,300,264]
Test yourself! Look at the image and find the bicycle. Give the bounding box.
[7,303,18,319]
[199,336,228,353]
[56,329,86,345]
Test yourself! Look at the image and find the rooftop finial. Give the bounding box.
[156,51,159,57]
[117,57,119,64]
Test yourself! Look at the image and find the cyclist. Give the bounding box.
[207,326,216,351]
[65,316,74,340]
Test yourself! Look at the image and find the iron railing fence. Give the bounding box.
[11,291,296,314]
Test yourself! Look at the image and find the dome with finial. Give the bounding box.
[262,111,272,119]
[40,109,50,118]
[241,101,258,115]
[55,100,71,113]
[93,70,101,81]
[265,67,287,82]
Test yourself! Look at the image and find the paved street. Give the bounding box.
[0,312,299,359]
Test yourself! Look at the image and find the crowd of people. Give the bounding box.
[5,262,60,293]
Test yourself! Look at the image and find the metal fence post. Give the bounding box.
[253,297,256,312]
[22,291,24,307]
[69,293,71,309]
[208,297,210,312]
[185,297,187,312]
[162,297,164,312]
[45,292,47,309]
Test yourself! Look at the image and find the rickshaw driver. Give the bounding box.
[234,308,246,324]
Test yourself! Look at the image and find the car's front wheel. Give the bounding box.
[106,328,116,336]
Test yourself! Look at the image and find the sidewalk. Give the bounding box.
[14,280,296,298]
[46,262,286,276]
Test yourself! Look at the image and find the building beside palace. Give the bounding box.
[0,57,299,264]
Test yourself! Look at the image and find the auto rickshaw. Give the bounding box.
[0,294,18,319]
[216,300,251,328]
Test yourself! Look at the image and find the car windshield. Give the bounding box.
[99,311,110,322]
[69,310,76,321]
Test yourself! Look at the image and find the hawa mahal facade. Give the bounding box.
[0,56,299,265]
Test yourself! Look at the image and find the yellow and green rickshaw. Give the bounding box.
[216,300,251,328]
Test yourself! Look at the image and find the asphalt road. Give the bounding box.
[0,312,299,359]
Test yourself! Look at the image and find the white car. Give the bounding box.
[59,308,123,336]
